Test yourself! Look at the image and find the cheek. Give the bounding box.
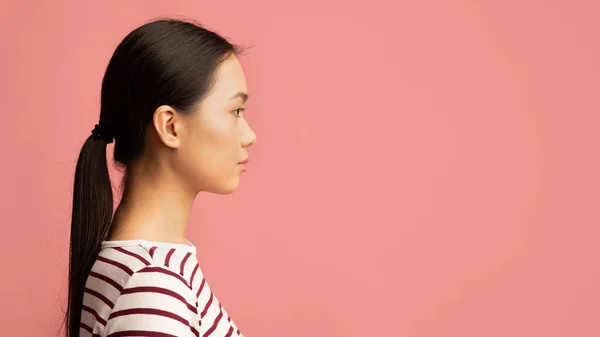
[186,119,239,176]
[185,123,240,193]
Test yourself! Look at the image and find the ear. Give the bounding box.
[152,105,182,149]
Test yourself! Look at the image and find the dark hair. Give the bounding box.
[63,18,245,337]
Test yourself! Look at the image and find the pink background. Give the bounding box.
[1,1,599,336]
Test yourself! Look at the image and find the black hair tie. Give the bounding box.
[91,124,114,144]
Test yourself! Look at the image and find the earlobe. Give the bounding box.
[153,105,181,149]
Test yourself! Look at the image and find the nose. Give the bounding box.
[241,122,257,148]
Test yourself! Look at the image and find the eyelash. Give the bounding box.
[233,108,245,117]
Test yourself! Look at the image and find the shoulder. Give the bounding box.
[122,264,195,300]
[93,245,197,312]
[95,245,154,276]
[104,265,199,336]
[98,244,196,304]
[91,245,201,335]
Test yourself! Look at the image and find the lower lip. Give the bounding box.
[238,163,247,172]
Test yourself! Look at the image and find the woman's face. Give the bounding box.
[176,54,257,194]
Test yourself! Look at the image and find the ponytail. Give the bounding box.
[65,135,114,337]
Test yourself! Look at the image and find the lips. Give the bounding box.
[238,158,248,173]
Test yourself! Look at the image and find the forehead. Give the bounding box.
[210,55,247,98]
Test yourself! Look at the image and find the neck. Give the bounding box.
[108,161,196,245]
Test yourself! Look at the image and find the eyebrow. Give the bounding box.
[230,91,249,103]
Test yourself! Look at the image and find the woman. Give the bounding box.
[65,18,256,337]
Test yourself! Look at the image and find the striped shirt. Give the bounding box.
[79,239,244,337]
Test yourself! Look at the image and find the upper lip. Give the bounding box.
[239,158,249,164]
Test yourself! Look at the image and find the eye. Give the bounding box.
[233,108,245,117]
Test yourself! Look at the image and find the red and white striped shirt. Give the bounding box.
[79,239,244,337]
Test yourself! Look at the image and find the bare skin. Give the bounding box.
[107,54,257,246]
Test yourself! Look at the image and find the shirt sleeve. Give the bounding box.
[103,265,200,337]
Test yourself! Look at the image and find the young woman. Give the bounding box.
[65,18,256,337]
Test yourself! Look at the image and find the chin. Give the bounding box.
[208,177,240,195]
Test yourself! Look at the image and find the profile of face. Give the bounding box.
[150,54,257,195]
